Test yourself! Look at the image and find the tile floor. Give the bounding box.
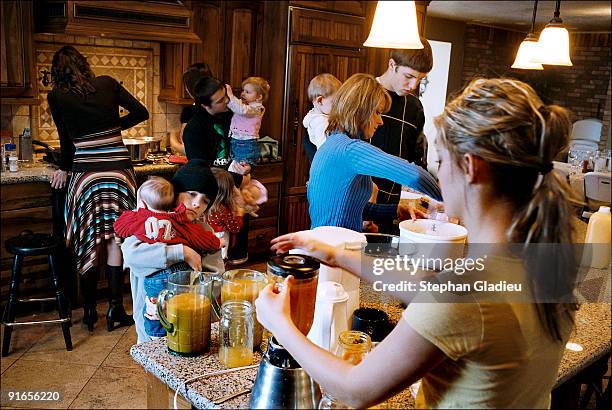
[0,260,268,409]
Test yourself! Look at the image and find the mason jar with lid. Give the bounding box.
[319,330,372,409]
[218,300,254,368]
[267,253,320,335]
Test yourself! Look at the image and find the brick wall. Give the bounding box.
[461,24,611,148]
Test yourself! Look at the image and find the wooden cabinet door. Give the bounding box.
[1,0,39,104]
[280,193,310,235]
[190,1,224,79]
[222,1,264,87]
[283,44,365,196]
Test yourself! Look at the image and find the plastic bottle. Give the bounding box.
[584,206,611,269]
[5,143,18,172]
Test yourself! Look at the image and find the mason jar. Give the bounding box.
[218,300,254,368]
[319,331,372,409]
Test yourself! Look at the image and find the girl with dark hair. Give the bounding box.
[259,78,580,409]
[48,45,149,332]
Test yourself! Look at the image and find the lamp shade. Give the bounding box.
[364,1,423,49]
[531,23,573,66]
[512,34,544,70]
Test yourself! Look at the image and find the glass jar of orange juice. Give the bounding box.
[220,269,267,349]
[218,301,254,368]
[267,253,320,336]
[319,331,372,409]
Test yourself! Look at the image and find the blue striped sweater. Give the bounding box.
[307,132,442,232]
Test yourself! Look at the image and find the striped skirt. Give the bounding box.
[65,170,136,276]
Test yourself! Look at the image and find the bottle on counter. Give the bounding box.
[19,127,33,162]
[584,206,611,269]
[5,143,18,172]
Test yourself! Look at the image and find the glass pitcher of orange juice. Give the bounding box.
[219,269,267,350]
[157,271,213,356]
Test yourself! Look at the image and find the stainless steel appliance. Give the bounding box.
[250,254,322,409]
[249,336,321,409]
[123,136,163,161]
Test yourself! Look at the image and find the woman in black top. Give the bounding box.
[48,45,149,331]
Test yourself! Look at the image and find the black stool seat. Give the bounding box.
[2,230,72,356]
[5,232,62,256]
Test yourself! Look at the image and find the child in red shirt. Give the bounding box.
[114,175,221,339]
[114,176,220,252]
[209,168,245,259]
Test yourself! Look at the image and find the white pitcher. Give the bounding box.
[307,281,349,352]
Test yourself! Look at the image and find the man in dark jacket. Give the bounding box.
[370,39,434,233]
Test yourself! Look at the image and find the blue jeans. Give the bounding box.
[230,138,260,165]
[142,262,191,337]
[142,270,168,337]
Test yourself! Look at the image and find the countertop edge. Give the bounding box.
[130,345,220,409]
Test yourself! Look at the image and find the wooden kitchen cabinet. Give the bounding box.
[290,1,366,16]
[248,161,283,256]
[1,183,56,309]
[280,7,366,234]
[0,0,39,104]
[158,0,264,104]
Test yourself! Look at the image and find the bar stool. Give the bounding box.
[2,230,72,356]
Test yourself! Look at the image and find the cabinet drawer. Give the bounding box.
[1,182,52,211]
[290,7,365,48]
[248,225,278,255]
[252,162,283,184]
[257,196,279,219]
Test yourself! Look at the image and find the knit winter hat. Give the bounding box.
[171,159,219,209]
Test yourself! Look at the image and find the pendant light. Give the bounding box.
[531,0,573,66]
[364,1,423,49]
[512,0,543,70]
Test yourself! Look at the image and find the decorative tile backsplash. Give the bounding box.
[35,42,153,141]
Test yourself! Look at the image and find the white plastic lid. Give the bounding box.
[317,281,349,303]
[598,206,610,213]
[311,226,366,248]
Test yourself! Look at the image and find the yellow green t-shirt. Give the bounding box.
[403,257,574,409]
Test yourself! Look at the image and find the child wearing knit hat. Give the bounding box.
[120,160,226,343]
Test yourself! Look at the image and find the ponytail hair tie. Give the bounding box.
[540,162,554,175]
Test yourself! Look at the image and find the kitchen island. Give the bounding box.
[131,281,611,409]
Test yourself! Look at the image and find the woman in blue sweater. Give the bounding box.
[308,73,442,232]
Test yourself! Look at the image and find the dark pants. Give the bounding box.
[228,214,249,261]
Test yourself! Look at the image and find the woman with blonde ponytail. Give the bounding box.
[255,78,580,409]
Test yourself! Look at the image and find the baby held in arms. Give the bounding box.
[114,176,220,339]
[226,76,270,167]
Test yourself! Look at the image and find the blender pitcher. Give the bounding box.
[157,271,213,356]
[267,253,320,335]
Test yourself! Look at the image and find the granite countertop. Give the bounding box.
[131,279,610,409]
[130,285,415,409]
[0,162,179,185]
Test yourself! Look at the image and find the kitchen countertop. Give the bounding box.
[130,280,610,409]
[0,162,179,185]
[130,283,414,409]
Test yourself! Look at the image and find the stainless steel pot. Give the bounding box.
[123,136,163,161]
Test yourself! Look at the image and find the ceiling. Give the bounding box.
[427,1,612,32]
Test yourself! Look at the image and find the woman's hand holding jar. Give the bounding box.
[255,276,295,337]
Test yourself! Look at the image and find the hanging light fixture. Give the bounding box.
[531,0,573,66]
[512,0,544,70]
[364,1,423,49]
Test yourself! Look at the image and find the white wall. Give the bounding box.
[420,40,452,176]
